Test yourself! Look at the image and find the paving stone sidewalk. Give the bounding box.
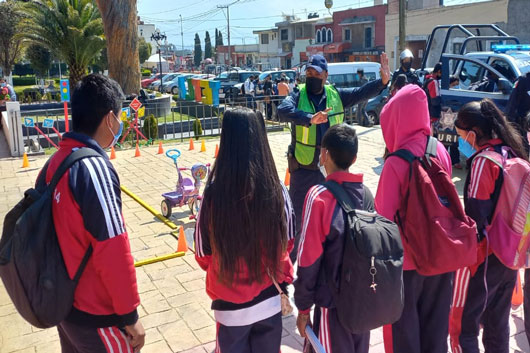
[0,127,528,353]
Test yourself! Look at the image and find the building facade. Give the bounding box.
[138,18,158,55]
[253,28,280,70]
[215,45,259,68]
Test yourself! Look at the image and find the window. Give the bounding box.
[459,61,485,89]
[344,29,351,41]
[327,29,333,43]
[281,29,288,41]
[261,33,269,45]
[364,27,372,48]
[296,26,303,39]
[316,29,321,43]
[490,59,517,83]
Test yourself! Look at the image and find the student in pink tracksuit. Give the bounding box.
[375,84,453,353]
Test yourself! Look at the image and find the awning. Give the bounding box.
[339,16,375,26]
[306,45,324,56]
[323,42,352,54]
[278,52,293,57]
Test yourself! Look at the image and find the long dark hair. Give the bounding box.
[455,99,528,160]
[200,108,287,285]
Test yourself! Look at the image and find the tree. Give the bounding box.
[22,0,105,87]
[215,28,219,48]
[218,31,224,46]
[96,0,140,95]
[138,37,151,64]
[91,47,108,74]
[204,31,212,60]
[26,44,51,77]
[0,1,25,77]
[194,33,202,68]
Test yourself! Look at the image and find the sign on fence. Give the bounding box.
[24,117,35,127]
[42,118,54,129]
[60,79,70,102]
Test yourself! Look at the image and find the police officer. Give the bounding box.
[392,49,420,87]
[278,54,391,262]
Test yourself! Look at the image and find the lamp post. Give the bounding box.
[151,29,167,90]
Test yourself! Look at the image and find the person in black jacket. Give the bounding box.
[391,49,420,87]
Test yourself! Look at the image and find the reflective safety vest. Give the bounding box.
[295,84,344,166]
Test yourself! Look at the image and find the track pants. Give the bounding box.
[384,270,453,353]
[288,168,325,263]
[58,321,133,353]
[215,312,282,353]
[450,254,517,353]
[312,306,369,353]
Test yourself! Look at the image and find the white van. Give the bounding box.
[326,62,381,88]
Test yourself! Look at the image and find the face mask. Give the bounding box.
[452,85,460,89]
[0,83,5,88]
[306,76,324,95]
[318,160,327,178]
[458,134,477,158]
[107,112,123,148]
[402,61,412,71]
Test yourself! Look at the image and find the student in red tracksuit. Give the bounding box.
[449,99,528,353]
[294,124,372,353]
[195,108,295,353]
[376,84,453,353]
[46,74,144,353]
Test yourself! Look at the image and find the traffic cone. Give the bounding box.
[284,169,290,186]
[176,225,188,253]
[189,138,194,151]
[200,140,206,152]
[110,146,116,160]
[214,144,219,158]
[22,152,29,168]
[157,141,164,155]
[512,271,524,306]
[134,143,141,157]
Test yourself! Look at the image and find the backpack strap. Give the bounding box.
[322,180,356,214]
[387,149,416,180]
[46,148,101,282]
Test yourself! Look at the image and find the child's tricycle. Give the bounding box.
[161,149,210,219]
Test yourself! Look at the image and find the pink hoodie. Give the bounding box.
[375,84,452,271]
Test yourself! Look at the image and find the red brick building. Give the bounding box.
[306,4,387,63]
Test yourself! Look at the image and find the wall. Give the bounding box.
[332,5,386,46]
[138,24,158,55]
[506,0,530,44]
[293,39,311,66]
[385,0,509,70]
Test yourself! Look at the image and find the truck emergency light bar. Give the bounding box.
[492,44,530,53]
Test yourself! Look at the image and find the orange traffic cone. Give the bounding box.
[189,138,194,151]
[110,146,116,160]
[134,143,141,157]
[157,141,164,155]
[284,169,290,186]
[22,152,29,168]
[512,271,524,306]
[176,225,188,253]
[214,144,219,158]
[200,140,206,152]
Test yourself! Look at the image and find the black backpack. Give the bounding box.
[322,181,404,333]
[0,148,100,328]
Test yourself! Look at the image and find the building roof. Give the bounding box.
[253,28,278,34]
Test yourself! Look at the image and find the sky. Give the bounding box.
[137,0,493,50]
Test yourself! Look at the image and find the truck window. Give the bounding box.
[489,59,517,83]
[459,61,485,89]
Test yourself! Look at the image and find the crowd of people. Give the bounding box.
[8,47,530,353]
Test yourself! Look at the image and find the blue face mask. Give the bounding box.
[1,83,6,87]
[107,112,123,148]
[458,134,476,158]
[317,160,327,178]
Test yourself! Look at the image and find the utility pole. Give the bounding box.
[180,14,184,69]
[398,0,406,53]
[217,0,240,68]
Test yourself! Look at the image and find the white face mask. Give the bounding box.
[318,160,327,178]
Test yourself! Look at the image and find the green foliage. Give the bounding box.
[204,31,212,60]
[13,76,36,86]
[22,0,106,86]
[155,92,162,97]
[13,63,34,77]
[0,1,25,76]
[91,47,107,74]
[138,37,151,64]
[45,92,53,101]
[34,91,42,102]
[142,114,158,140]
[172,95,179,102]
[192,118,203,140]
[194,33,202,68]
[26,44,51,77]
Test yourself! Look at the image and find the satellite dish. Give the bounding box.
[325,0,333,9]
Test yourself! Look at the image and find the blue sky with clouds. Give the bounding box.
[137,0,492,50]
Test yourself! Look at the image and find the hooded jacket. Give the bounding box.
[375,85,452,271]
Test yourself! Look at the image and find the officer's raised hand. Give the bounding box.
[380,52,391,86]
[311,107,332,125]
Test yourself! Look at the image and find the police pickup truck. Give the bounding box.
[436,44,530,144]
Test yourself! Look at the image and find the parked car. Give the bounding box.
[141,74,163,88]
[164,73,204,94]
[258,70,296,83]
[214,69,260,101]
[365,87,390,125]
[148,73,179,91]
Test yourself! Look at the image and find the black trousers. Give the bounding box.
[58,321,132,353]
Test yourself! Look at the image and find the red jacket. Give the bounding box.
[194,185,294,326]
[45,132,139,328]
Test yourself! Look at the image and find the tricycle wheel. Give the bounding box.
[189,198,201,215]
[161,199,172,218]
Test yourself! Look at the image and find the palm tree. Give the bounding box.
[22,0,105,87]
